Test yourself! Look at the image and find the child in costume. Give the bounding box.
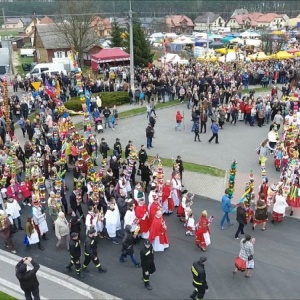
[274,145,283,171]
[185,210,195,236]
[287,177,300,216]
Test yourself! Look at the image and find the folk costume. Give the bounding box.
[195,213,210,251]
[135,199,150,239]
[171,173,182,207]
[148,211,169,252]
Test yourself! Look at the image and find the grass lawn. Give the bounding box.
[74,100,182,130]
[90,149,225,177]
[0,29,20,38]
[245,87,271,93]
[0,291,17,300]
[15,55,34,75]
[148,156,225,177]
[119,100,181,119]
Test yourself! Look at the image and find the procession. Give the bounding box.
[0,3,300,298]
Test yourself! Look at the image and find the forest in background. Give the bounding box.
[1,0,300,22]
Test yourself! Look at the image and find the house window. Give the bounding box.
[54,51,65,58]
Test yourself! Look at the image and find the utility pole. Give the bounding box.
[2,8,14,76]
[129,0,135,94]
[206,16,209,53]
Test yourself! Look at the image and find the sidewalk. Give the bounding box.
[0,250,120,300]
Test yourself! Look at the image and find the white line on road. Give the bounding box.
[0,277,48,300]
[0,254,93,299]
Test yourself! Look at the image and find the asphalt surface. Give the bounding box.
[8,189,300,300]
[7,85,299,299]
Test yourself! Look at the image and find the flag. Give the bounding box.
[44,79,55,98]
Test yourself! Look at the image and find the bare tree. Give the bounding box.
[54,1,99,67]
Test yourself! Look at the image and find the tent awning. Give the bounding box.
[91,48,130,63]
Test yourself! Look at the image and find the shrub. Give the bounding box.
[64,92,129,111]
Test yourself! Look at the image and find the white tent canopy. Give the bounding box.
[150,32,164,38]
[164,33,178,39]
[219,52,250,62]
[162,53,188,64]
[241,31,261,38]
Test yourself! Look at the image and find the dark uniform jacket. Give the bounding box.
[122,226,134,255]
[84,236,97,259]
[140,245,156,274]
[16,259,40,291]
[69,239,81,258]
[191,261,208,289]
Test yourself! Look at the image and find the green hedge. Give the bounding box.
[64,92,129,111]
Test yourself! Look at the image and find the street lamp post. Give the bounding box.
[129,0,135,93]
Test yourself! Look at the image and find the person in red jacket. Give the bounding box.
[244,103,252,125]
[175,111,184,131]
[20,181,32,206]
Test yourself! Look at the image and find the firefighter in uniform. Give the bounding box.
[190,256,208,300]
[82,227,107,273]
[140,239,156,290]
[65,232,83,278]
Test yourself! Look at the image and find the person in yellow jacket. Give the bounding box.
[96,96,102,114]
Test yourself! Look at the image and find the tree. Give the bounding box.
[127,18,154,67]
[54,1,98,67]
[110,20,124,48]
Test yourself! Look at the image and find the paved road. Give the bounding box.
[7,85,300,299]
[7,194,300,300]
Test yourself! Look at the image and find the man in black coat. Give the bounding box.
[125,140,132,159]
[65,232,83,278]
[140,239,156,290]
[113,138,122,157]
[119,225,140,267]
[70,189,85,221]
[99,138,110,159]
[175,155,184,186]
[15,257,40,299]
[116,191,128,221]
[234,202,247,239]
[190,256,208,300]
[138,145,148,175]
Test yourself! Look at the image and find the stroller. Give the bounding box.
[94,117,103,134]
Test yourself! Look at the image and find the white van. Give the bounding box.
[26,63,66,79]
[20,48,35,57]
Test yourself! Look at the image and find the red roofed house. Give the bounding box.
[91,16,112,37]
[256,13,289,29]
[226,12,263,30]
[165,15,194,34]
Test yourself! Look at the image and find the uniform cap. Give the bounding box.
[71,232,79,238]
[199,256,207,264]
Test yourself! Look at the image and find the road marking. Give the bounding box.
[0,254,93,299]
[0,277,48,300]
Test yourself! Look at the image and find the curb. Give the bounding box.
[0,249,121,300]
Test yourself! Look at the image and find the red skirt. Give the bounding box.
[272,211,283,222]
[177,204,185,218]
[168,198,174,212]
[195,230,206,248]
[254,219,267,224]
[235,257,247,272]
[287,196,300,208]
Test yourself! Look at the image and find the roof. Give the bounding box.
[36,23,99,51]
[165,15,194,28]
[91,16,112,30]
[36,24,69,49]
[231,9,249,17]
[39,16,54,25]
[91,47,130,63]
[256,13,282,23]
[194,12,221,24]
[20,18,32,25]
[5,18,22,25]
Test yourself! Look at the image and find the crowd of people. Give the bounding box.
[0,56,299,299]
